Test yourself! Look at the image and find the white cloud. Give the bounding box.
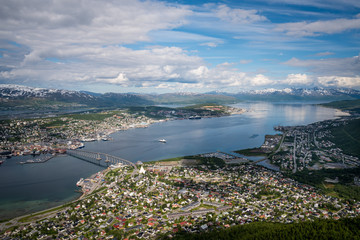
[239,60,252,64]
[149,30,223,44]
[284,54,360,76]
[317,76,360,88]
[250,74,272,86]
[315,52,334,56]
[188,66,209,78]
[286,73,312,85]
[3,43,261,90]
[200,42,220,47]
[0,0,191,45]
[101,73,129,85]
[275,16,360,37]
[215,4,267,24]
[1,0,358,92]
[261,0,360,9]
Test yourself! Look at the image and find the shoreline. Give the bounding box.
[0,105,347,230]
[0,110,248,226]
[0,168,110,231]
[2,106,246,159]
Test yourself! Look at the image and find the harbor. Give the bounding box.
[18,154,57,165]
[0,102,345,221]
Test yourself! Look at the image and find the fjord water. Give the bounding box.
[0,102,346,220]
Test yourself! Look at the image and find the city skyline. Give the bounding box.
[0,0,359,93]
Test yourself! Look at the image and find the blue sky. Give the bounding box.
[0,0,359,93]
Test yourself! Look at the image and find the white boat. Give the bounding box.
[76,178,84,187]
[158,139,166,143]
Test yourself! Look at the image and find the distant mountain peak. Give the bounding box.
[0,84,94,99]
[230,87,360,101]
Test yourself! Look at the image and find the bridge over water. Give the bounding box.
[67,149,137,169]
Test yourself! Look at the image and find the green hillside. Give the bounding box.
[168,217,360,240]
[322,99,360,113]
[330,118,360,157]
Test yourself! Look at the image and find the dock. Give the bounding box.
[19,154,57,164]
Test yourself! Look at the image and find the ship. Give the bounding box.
[76,178,84,187]
[158,139,167,143]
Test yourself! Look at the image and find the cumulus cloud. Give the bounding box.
[0,0,192,71]
[286,73,312,85]
[283,55,360,88]
[275,16,360,37]
[284,54,360,76]
[0,0,275,92]
[0,0,191,45]
[0,0,200,88]
[317,76,360,88]
[1,0,358,92]
[100,73,129,85]
[2,42,271,91]
[250,74,272,86]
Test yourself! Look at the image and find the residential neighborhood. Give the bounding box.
[2,159,359,239]
[271,117,360,173]
[0,105,243,158]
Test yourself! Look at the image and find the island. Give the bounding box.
[0,104,244,158]
[1,101,359,239]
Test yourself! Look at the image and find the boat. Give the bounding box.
[76,178,84,187]
[0,160,4,165]
[189,116,201,120]
[102,137,112,141]
[158,139,167,143]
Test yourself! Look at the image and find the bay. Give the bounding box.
[0,101,346,220]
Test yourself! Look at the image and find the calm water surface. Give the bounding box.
[0,102,346,220]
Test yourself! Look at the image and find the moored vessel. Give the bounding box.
[76,178,84,187]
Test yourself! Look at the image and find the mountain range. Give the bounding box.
[211,88,360,101]
[1,84,360,113]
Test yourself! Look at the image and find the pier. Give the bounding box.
[67,149,137,169]
[19,154,57,164]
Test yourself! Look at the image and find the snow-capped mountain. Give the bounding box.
[228,87,360,101]
[0,84,157,107]
[1,84,359,107]
[0,84,95,102]
[235,87,359,96]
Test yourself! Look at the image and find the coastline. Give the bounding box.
[0,109,248,226]
[0,103,348,231]
[2,105,245,159]
[0,168,110,231]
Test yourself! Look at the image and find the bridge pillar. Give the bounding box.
[105,155,110,165]
[96,153,102,165]
[68,150,136,169]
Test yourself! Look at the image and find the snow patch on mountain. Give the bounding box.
[236,87,360,96]
[0,84,94,99]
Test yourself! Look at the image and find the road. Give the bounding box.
[292,135,297,173]
[252,133,286,164]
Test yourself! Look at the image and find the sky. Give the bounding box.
[0,0,359,93]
